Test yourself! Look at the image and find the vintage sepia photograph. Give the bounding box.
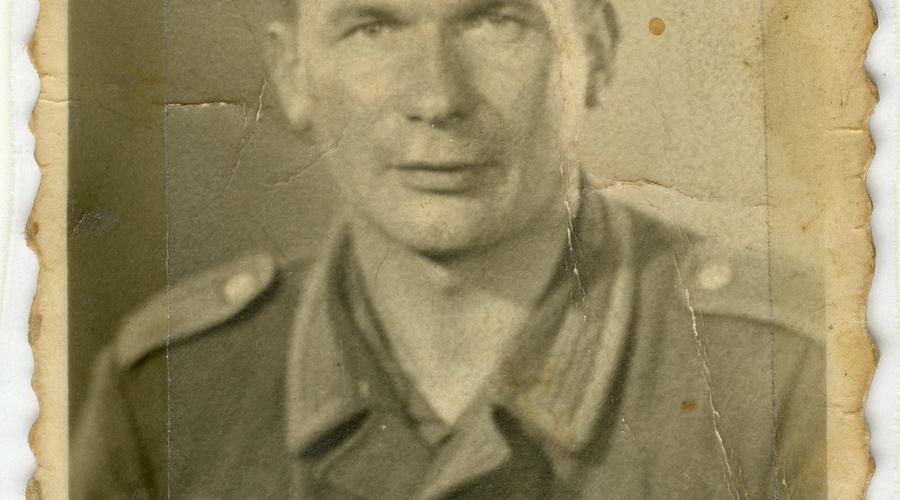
[26,0,876,498]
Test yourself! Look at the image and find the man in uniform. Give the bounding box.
[72,0,825,498]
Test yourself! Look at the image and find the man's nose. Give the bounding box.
[400,28,472,127]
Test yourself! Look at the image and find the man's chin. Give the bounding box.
[394,229,493,260]
[372,218,501,260]
[352,195,517,258]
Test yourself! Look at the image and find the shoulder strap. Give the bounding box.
[679,240,821,337]
[114,253,276,367]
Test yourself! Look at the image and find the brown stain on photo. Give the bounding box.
[649,17,666,36]
[681,399,697,412]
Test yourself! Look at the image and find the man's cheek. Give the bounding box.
[330,60,397,110]
[479,72,550,125]
[312,93,374,148]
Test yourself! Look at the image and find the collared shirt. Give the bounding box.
[284,198,633,498]
[338,209,600,448]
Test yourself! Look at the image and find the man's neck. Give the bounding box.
[349,210,572,424]
[354,223,568,303]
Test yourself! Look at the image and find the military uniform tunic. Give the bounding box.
[72,190,825,499]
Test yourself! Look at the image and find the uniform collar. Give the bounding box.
[498,192,636,451]
[285,190,637,494]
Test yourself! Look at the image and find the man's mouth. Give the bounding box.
[394,161,491,194]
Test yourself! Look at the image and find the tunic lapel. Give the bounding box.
[414,406,512,500]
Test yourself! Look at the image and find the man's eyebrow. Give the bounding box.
[458,0,545,21]
[325,3,402,25]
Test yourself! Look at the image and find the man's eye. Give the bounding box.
[346,21,392,39]
[466,13,527,43]
[484,14,517,27]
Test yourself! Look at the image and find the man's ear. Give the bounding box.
[264,21,313,132]
[583,1,619,107]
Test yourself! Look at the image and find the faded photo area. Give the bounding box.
[66,0,832,498]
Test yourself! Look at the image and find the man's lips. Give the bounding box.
[393,161,492,193]
[394,161,487,172]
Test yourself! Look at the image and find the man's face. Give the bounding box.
[286,0,583,255]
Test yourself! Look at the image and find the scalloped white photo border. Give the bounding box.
[865,0,899,497]
[0,0,896,498]
[2,0,39,497]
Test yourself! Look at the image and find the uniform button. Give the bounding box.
[695,261,732,291]
[223,271,258,305]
